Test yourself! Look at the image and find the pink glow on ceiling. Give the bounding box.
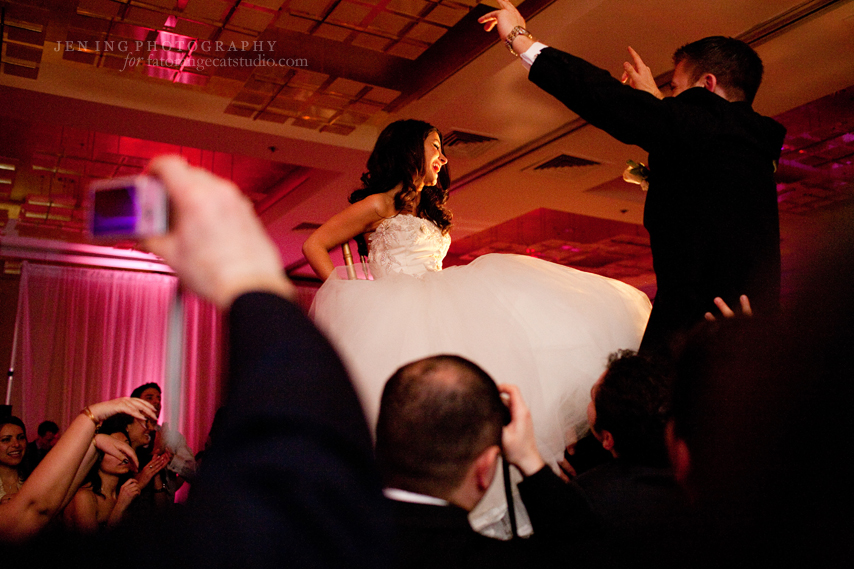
[174,72,208,87]
[144,65,177,81]
[149,48,185,67]
[157,31,195,51]
[118,137,181,160]
[112,23,149,42]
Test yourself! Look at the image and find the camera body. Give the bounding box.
[88,175,169,240]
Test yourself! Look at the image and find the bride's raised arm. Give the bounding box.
[302,192,397,280]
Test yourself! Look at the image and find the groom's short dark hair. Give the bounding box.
[673,36,764,103]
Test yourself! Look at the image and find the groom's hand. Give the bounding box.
[478,0,533,55]
[621,46,664,99]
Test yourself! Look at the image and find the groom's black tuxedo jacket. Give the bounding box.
[529,47,786,353]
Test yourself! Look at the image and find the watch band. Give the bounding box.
[505,26,534,57]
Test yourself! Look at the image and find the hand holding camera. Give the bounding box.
[89,175,169,240]
[88,157,295,308]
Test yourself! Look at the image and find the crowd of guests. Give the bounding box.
[1,382,198,540]
[0,155,848,569]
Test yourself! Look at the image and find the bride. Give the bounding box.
[303,119,651,535]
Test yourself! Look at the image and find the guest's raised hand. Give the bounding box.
[478,0,526,40]
[88,397,157,423]
[116,479,141,510]
[498,384,545,477]
[704,295,753,321]
[94,433,139,472]
[110,480,141,526]
[136,451,171,488]
[621,46,664,99]
[143,156,294,309]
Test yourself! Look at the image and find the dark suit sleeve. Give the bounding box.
[518,466,599,537]
[518,467,620,567]
[529,47,695,153]
[181,292,391,569]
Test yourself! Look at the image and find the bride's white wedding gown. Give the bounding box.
[311,214,651,536]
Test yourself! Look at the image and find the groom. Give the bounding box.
[479,0,786,355]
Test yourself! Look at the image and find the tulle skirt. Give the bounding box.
[311,253,651,535]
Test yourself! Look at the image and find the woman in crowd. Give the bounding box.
[62,426,142,534]
[0,397,156,541]
[99,412,171,497]
[303,119,651,535]
[0,417,28,505]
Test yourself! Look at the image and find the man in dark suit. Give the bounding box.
[22,421,59,475]
[376,354,605,568]
[574,350,693,568]
[480,0,786,355]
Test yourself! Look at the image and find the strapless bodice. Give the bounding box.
[367,214,451,279]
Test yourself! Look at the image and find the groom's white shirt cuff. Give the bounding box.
[520,41,547,70]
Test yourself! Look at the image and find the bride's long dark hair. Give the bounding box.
[349,119,452,235]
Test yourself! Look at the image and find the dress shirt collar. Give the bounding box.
[383,487,449,506]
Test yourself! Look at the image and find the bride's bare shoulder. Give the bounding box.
[361,192,398,219]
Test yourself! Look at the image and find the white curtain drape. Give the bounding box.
[14,262,223,453]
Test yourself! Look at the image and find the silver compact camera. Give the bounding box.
[88,175,169,240]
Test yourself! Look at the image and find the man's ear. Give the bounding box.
[474,445,501,492]
[665,420,691,485]
[699,72,734,100]
[599,429,616,454]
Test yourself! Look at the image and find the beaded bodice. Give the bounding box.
[367,214,451,279]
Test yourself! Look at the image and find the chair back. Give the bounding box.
[341,242,358,280]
